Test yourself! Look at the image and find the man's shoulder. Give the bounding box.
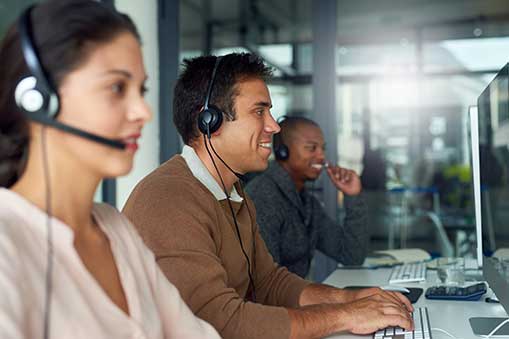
[245,173,290,213]
[123,155,216,215]
[122,155,220,236]
[135,155,207,195]
[246,171,270,187]
[245,167,280,195]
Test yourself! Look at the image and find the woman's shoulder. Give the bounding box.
[0,189,39,239]
[93,202,154,260]
[92,202,138,239]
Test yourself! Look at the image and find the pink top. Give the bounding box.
[0,188,220,339]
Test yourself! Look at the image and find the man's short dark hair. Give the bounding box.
[278,116,320,146]
[173,53,273,145]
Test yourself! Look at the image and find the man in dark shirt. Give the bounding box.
[246,116,368,278]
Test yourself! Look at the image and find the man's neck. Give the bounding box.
[193,145,239,195]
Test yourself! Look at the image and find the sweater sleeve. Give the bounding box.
[244,196,311,308]
[123,177,302,339]
[153,262,222,338]
[315,194,369,265]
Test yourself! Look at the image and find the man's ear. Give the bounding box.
[210,124,222,137]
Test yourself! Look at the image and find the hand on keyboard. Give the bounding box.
[339,289,415,335]
[344,287,414,313]
[373,307,431,339]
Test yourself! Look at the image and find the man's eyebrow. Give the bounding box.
[301,140,326,146]
[251,101,272,108]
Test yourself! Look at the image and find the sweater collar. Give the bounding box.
[181,145,243,202]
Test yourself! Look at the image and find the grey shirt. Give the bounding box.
[246,161,368,278]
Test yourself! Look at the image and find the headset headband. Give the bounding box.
[204,56,223,111]
[18,6,57,102]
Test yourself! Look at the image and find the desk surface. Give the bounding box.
[323,267,508,339]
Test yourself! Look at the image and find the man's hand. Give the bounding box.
[343,287,413,313]
[291,285,414,339]
[337,292,415,334]
[326,165,362,196]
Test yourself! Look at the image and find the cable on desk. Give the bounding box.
[480,318,509,339]
[432,327,464,339]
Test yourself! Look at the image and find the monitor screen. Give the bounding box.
[476,62,509,315]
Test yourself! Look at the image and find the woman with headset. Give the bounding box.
[0,1,219,338]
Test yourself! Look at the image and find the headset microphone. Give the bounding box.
[15,5,126,150]
[24,111,126,149]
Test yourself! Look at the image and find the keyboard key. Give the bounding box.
[372,307,432,339]
[389,263,427,284]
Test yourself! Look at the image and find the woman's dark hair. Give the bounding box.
[173,53,273,145]
[0,0,140,188]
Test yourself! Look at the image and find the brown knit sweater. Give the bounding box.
[123,155,311,339]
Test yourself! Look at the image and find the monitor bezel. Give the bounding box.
[476,62,509,316]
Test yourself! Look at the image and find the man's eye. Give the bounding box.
[256,109,264,116]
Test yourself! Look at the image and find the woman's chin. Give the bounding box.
[101,161,133,179]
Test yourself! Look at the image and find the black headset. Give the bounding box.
[197,56,224,139]
[273,115,290,160]
[14,5,59,118]
[14,5,126,150]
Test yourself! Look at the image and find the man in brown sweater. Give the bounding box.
[123,53,413,339]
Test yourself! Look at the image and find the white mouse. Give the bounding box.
[381,285,410,293]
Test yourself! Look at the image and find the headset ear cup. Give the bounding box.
[206,105,223,134]
[198,105,223,136]
[15,76,45,113]
[273,131,289,161]
[275,144,289,161]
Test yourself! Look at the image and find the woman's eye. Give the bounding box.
[140,85,149,97]
[111,82,125,95]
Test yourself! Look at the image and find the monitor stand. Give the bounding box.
[470,317,509,336]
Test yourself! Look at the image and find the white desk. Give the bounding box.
[322,267,508,339]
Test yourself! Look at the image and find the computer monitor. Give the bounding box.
[470,63,509,336]
[469,105,483,268]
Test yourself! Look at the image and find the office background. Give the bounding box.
[2,0,509,278]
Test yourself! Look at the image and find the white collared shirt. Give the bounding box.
[181,145,243,203]
[0,188,220,339]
